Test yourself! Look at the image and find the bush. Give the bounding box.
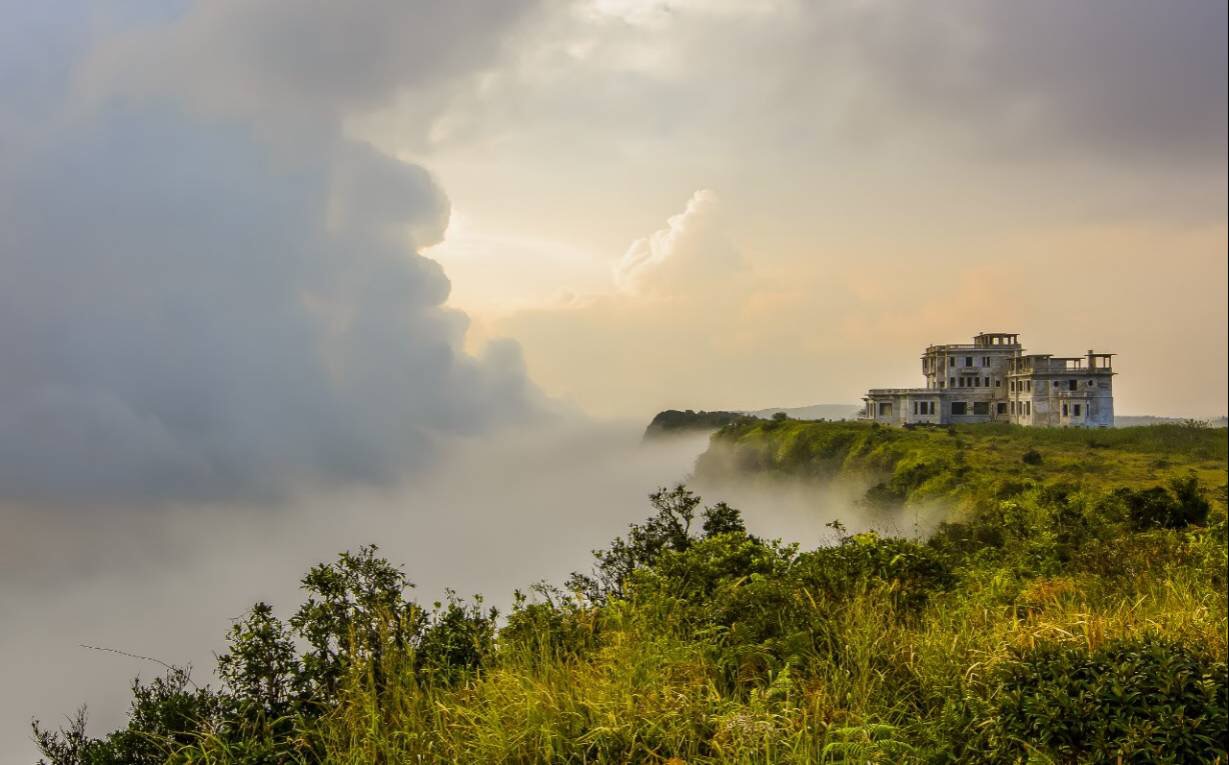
[979,636,1228,764]
[796,532,954,612]
[1121,475,1211,530]
[1021,448,1044,465]
[33,668,220,765]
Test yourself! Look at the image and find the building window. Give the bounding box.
[951,402,967,416]
[1073,404,1082,416]
[997,402,1007,415]
[965,356,973,367]
[949,377,955,387]
[878,402,892,416]
[1026,380,1032,391]
[1053,380,1060,388]
[949,357,955,368]
[982,356,990,367]
[996,379,1001,387]
[1068,379,1078,391]
[913,401,918,415]
[973,401,990,415]
[1062,403,1069,417]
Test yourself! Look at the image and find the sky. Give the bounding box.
[0,1,1226,760]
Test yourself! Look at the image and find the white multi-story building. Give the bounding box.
[863,332,1115,427]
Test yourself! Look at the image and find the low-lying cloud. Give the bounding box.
[0,422,711,765]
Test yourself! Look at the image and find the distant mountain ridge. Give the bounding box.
[748,404,863,421]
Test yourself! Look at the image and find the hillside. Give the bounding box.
[696,419,1229,513]
[643,409,754,439]
[34,422,1229,763]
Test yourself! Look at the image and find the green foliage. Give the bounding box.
[1120,474,1212,530]
[822,723,916,763]
[568,485,756,601]
[291,545,423,700]
[979,636,1228,763]
[35,424,1229,764]
[217,602,299,718]
[34,668,219,765]
[700,419,1228,511]
[416,591,498,681]
[644,409,753,439]
[798,531,954,612]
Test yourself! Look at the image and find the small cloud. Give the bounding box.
[614,189,743,296]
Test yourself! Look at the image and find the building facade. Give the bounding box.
[863,332,1114,427]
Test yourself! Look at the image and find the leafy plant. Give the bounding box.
[981,636,1228,764]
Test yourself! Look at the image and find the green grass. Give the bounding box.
[697,420,1228,512]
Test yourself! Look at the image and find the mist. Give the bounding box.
[0,419,708,764]
[1,417,966,764]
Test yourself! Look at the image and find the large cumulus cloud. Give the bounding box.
[0,1,543,505]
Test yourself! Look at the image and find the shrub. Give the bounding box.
[34,668,220,765]
[979,636,1228,764]
[415,591,498,680]
[1121,475,1211,530]
[1021,448,1044,465]
[796,532,954,612]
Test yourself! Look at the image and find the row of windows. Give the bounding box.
[950,356,994,368]
[927,355,999,372]
[880,400,1084,419]
[1058,379,1096,390]
[1010,378,1098,392]
[951,401,991,416]
[948,376,1000,388]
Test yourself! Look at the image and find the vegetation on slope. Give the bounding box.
[696,419,1228,514]
[643,410,756,440]
[34,424,1229,764]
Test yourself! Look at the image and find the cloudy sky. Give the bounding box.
[0,1,1225,759]
[3,2,1226,495]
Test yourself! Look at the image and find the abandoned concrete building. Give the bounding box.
[863,332,1115,427]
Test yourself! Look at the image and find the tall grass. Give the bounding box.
[232,527,1218,764]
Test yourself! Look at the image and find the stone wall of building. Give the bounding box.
[865,334,1114,429]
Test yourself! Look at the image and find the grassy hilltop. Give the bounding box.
[697,419,1228,512]
[34,423,1228,764]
